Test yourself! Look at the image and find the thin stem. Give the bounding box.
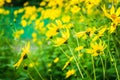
[100,55,105,80]
[107,34,113,61]
[67,45,84,78]
[59,47,70,59]
[27,72,34,80]
[113,57,120,80]
[91,56,96,80]
[73,30,92,80]
[50,75,52,80]
[113,38,120,59]
[107,33,120,80]
[28,57,44,80]
[78,61,92,80]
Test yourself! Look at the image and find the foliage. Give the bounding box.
[1,0,120,80]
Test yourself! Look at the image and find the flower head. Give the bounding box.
[65,69,75,78]
[102,5,120,25]
[53,28,70,47]
[86,40,106,56]
[14,42,30,69]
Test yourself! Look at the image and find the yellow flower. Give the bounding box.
[0,8,9,15]
[32,32,37,38]
[86,27,96,37]
[46,23,58,40]
[41,8,61,20]
[14,42,30,69]
[37,41,42,46]
[78,53,83,57]
[76,27,96,39]
[6,0,11,3]
[14,29,24,39]
[23,2,29,6]
[102,5,120,25]
[21,19,27,27]
[53,28,70,47]
[75,46,84,51]
[62,15,70,23]
[29,62,34,68]
[86,40,106,56]
[75,31,86,38]
[109,22,117,33]
[40,1,46,6]
[55,20,64,28]
[32,32,37,42]
[92,26,107,41]
[48,63,52,67]
[53,57,59,63]
[71,5,80,14]
[62,57,73,70]
[0,0,5,7]
[65,69,75,78]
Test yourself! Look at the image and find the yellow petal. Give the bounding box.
[110,5,115,15]
[14,57,23,69]
[75,46,84,51]
[65,69,75,78]
[116,7,120,16]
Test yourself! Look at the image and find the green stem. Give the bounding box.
[27,72,34,80]
[50,74,52,80]
[113,38,120,59]
[107,33,120,80]
[74,31,92,80]
[91,56,96,80]
[78,61,92,80]
[67,45,84,78]
[59,47,70,59]
[113,57,120,80]
[28,57,44,80]
[100,55,105,80]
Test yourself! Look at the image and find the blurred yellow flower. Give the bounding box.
[75,31,86,38]
[41,8,61,20]
[53,28,70,47]
[21,19,27,27]
[32,32,37,38]
[24,2,29,6]
[0,0,5,7]
[75,46,84,51]
[71,5,80,14]
[65,69,75,78]
[62,15,71,23]
[0,8,9,15]
[55,20,64,28]
[109,23,116,33]
[92,27,107,41]
[6,0,11,3]
[14,42,30,69]
[62,57,73,70]
[14,29,24,39]
[76,27,96,39]
[29,62,34,68]
[78,53,83,57]
[32,32,37,42]
[48,63,52,67]
[40,1,46,6]
[54,57,59,63]
[37,41,42,46]
[46,23,58,40]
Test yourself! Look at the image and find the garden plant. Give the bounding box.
[0,0,120,80]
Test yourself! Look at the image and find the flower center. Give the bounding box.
[111,14,117,20]
[96,50,101,53]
